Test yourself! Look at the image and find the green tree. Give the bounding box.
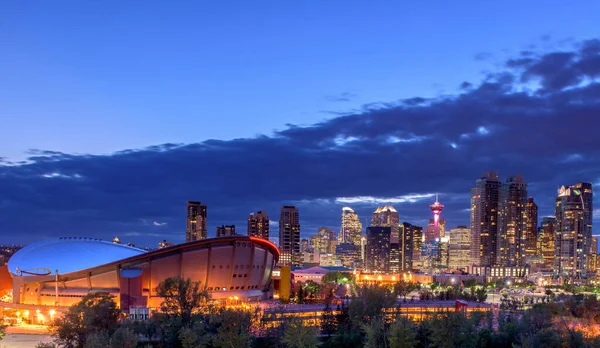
[427,312,478,348]
[282,318,320,348]
[329,328,362,348]
[388,317,417,348]
[84,330,110,348]
[212,309,252,348]
[155,276,210,326]
[50,292,120,348]
[320,300,336,337]
[178,326,199,348]
[109,328,138,348]
[362,316,386,348]
[476,288,487,303]
[349,285,395,325]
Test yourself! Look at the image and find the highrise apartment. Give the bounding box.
[470,172,501,267]
[366,226,391,273]
[248,210,269,240]
[498,175,528,266]
[525,197,538,257]
[216,225,236,237]
[279,206,301,266]
[186,201,207,241]
[539,217,556,268]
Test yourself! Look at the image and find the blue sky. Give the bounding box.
[2,1,599,160]
[1,2,600,247]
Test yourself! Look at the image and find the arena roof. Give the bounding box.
[8,237,147,276]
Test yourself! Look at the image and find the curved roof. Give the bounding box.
[8,237,147,276]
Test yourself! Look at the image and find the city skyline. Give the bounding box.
[1,4,600,246]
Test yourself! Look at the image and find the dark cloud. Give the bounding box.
[1,38,600,246]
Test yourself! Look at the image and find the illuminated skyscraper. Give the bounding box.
[248,210,269,240]
[279,206,301,266]
[371,206,400,243]
[341,207,363,246]
[366,226,391,273]
[400,222,422,271]
[448,226,471,271]
[412,225,423,269]
[216,225,236,237]
[498,175,528,266]
[311,227,336,254]
[593,237,598,254]
[470,172,501,267]
[554,183,593,277]
[540,217,556,268]
[186,201,207,241]
[525,197,538,257]
[425,195,444,242]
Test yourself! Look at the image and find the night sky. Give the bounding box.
[1,2,600,246]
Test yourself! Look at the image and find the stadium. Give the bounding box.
[1,235,279,319]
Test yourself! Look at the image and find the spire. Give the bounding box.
[435,193,439,203]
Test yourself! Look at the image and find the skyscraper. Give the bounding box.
[554,183,593,277]
[279,206,301,266]
[216,225,236,237]
[341,207,363,246]
[540,217,556,268]
[525,197,538,257]
[186,201,207,242]
[448,226,471,271]
[400,222,420,271]
[311,227,337,254]
[470,172,501,267]
[366,226,391,273]
[248,210,269,240]
[371,206,400,243]
[498,175,528,266]
[412,225,423,269]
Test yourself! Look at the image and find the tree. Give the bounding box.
[388,317,417,348]
[321,300,336,337]
[476,288,487,303]
[282,318,320,348]
[212,309,252,348]
[394,280,416,303]
[155,276,210,326]
[362,316,386,348]
[109,327,138,348]
[349,285,395,325]
[84,331,110,348]
[50,292,120,348]
[427,312,478,348]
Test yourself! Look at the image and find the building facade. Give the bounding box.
[470,172,501,267]
[248,211,269,240]
[400,222,418,271]
[498,175,528,267]
[341,207,363,246]
[525,197,538,258]
[279,206,301,266]
[448,226,471,271]
[186,201,207,241]
[539,217,556,268]
[366,227,391,273]
[371,206,400,244]
[216,225,236,238]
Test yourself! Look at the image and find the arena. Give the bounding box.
[3,235,279,316]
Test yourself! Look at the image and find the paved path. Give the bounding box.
[1,333,53,348]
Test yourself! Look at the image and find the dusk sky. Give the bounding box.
[1,2,600,246]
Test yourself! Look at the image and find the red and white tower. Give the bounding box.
[430,193,444,231]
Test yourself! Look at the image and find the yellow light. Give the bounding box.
[234,296,239,300]
[24,310,29,317]
[392,276,396,281]
[377,275,382,281]
[16,311,20,317]
[36,309,40,314]
[49,310,56,316]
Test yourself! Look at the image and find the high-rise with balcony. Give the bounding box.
[448,226,471,271]
[216,225,236,237]
[524,197,538,257]
[279,206,301,266]
[186,201,207,241]
[540,217,556,268]
[470,172,501,267]
[498,175,528,266]
[248,210,269,240]
[341,207,363,246]
[554,183,593,277]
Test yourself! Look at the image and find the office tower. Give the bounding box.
[279,206,301,266]
[311,227,337,254]
[420,237,449,274]
[360,236,367,263]
[525,198,538,257]
[371,206,400,243]
[390,243,400,273]
[448,226,471,271]
[186,201,207,241]
[593,237,598,254]
[216,225,236,237]
[301,238,309,252]
[554,183,593,277]
[158,240,174,249]
[366,227,391,273]
[425,195,444,242]
[425,218,446,243]
[540,217,556,268]
[412,225,424,269]
[341,207,363,246]
[470,172,501,267]
[498,175,528,266]
[336,242,360,268]
[248,210,269,239]
[400,222,418,271]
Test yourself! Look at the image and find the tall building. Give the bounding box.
[279,206,301,266]
[186,201,207,242]
[412,225,424,269]
[540,217,556,268]
[554,183,593,277]
[498,175,528,266]
[311,227,337,254]
[216,225,236,237]
[425,195,445,242]
[366,227,391,273]
[400,222,420,271]
[525,197,538,257]
[448,226,471,271]
[371,206,400,243]
[390,243,400,273]
[341,207,363,246]
[593,237,598,254]
[420,237,449,274]
[470,172,501,267]
[248,210,269,240]
[301,239,309,252]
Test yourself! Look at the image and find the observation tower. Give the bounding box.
[430,193,444,230]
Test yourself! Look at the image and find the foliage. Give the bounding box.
[362,316,386,348]
[155,276,210,326]
[84,330,110,348]
[282,318,320,348]
[388,317,417,348]
[393,280,417,302]
[211,309,252,348]
[50,292,120,348]
[321,271,354,284]
[320,300,337,337]
[349,285,395,326]
[108,327,138,348]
